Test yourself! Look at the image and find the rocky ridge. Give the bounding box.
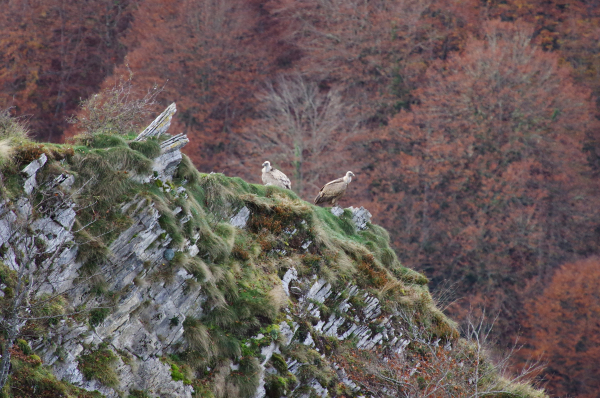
[0,105,544,398]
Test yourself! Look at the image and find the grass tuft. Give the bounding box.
[7,346,103,397]
[0,108,29,166]
[77,343,119,388]
[129,137,161,159]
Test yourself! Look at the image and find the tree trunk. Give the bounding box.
[0,322,16,391]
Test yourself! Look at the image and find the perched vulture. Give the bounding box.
[314,171,355,207]
[261,161,291,189]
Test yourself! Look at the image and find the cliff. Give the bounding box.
[0,106,545,398]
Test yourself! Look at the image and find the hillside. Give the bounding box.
[0,107,544,397]
[2,1,600,395]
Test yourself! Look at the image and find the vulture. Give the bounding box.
[314,171,355,207]
[261,161,291,189]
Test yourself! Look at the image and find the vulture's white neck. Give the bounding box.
[343,174,352,184]
[262,164,271,173]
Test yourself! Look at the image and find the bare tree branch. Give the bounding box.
[242,74,361,197]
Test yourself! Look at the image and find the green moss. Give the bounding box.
[76,232,109,275]
[270,353,288,374]
[6,355,102,398]
[194,173,242,217]
[30,295,67,327]
[394,266,429,285]
[28,355,42,367]
[312,206,357,239]
[170,363,191,384]
[0,167,24,197]
[198,227,233,263]
[182,317,217,360]
[491,379,548,398]
[102,147,153,174]
[16,340,31,355]
[128,138,161,159]
[158,212,185,246]
[83,134,128,149]
[175,154,201,184]
[183,258,210,281]
[232,234,252,261]
[265,374,288,398]
[77,343,119,388]
[12,142,74,166]
[228,356,262,398]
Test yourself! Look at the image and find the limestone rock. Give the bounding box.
[348,206,372,230]
[22,153,47,194]
[330,206,344,217]
[131,103,189,183]
[134,103,177,141]
[230,206,251,228]
[22,153,47,177]
[151,133,189,182]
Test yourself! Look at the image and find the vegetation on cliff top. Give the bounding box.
[0,118,545,397]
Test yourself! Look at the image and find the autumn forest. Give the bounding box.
[1,0,600,396]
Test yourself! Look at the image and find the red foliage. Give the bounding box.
[521,257,600,398]
[0,0,135,141]
[102,0,481,188]
[103,0,279,173]
[364,21,600,342]
[473,0,600,172]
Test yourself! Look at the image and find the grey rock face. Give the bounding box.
[330,206,344,217]
[17,104,199,398]
[330,205,373,231]
[348,206,372,230]
[24,186,200,398]
[134,103,177,141]
[4,103,424,398]
[135,358,195,397]
[250,262,414,398]
[130,104,189,184]
[230,206,251,229]
[152,133,190,182]
[22,153,47,177]
[22,153,47,194]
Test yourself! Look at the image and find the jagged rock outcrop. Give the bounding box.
[0,104,545,398]
[134,103,177,142]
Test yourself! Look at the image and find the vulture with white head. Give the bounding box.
[314,171,355,207]
[261,161,291,189]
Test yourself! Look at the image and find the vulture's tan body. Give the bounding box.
[261,161,291,190]
[314,171,355,206]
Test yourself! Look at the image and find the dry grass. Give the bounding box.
[268,284,288,313]
[182,318,217,360]
[0,108,30,167]
[212,362,240,398]
[0,108,29,142]
[0,140,14,166]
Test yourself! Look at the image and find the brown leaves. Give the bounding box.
[521,257,600,398]
[0,0,136,142]
[365,21,600,352]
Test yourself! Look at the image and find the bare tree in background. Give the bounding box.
[244,75,360,197]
